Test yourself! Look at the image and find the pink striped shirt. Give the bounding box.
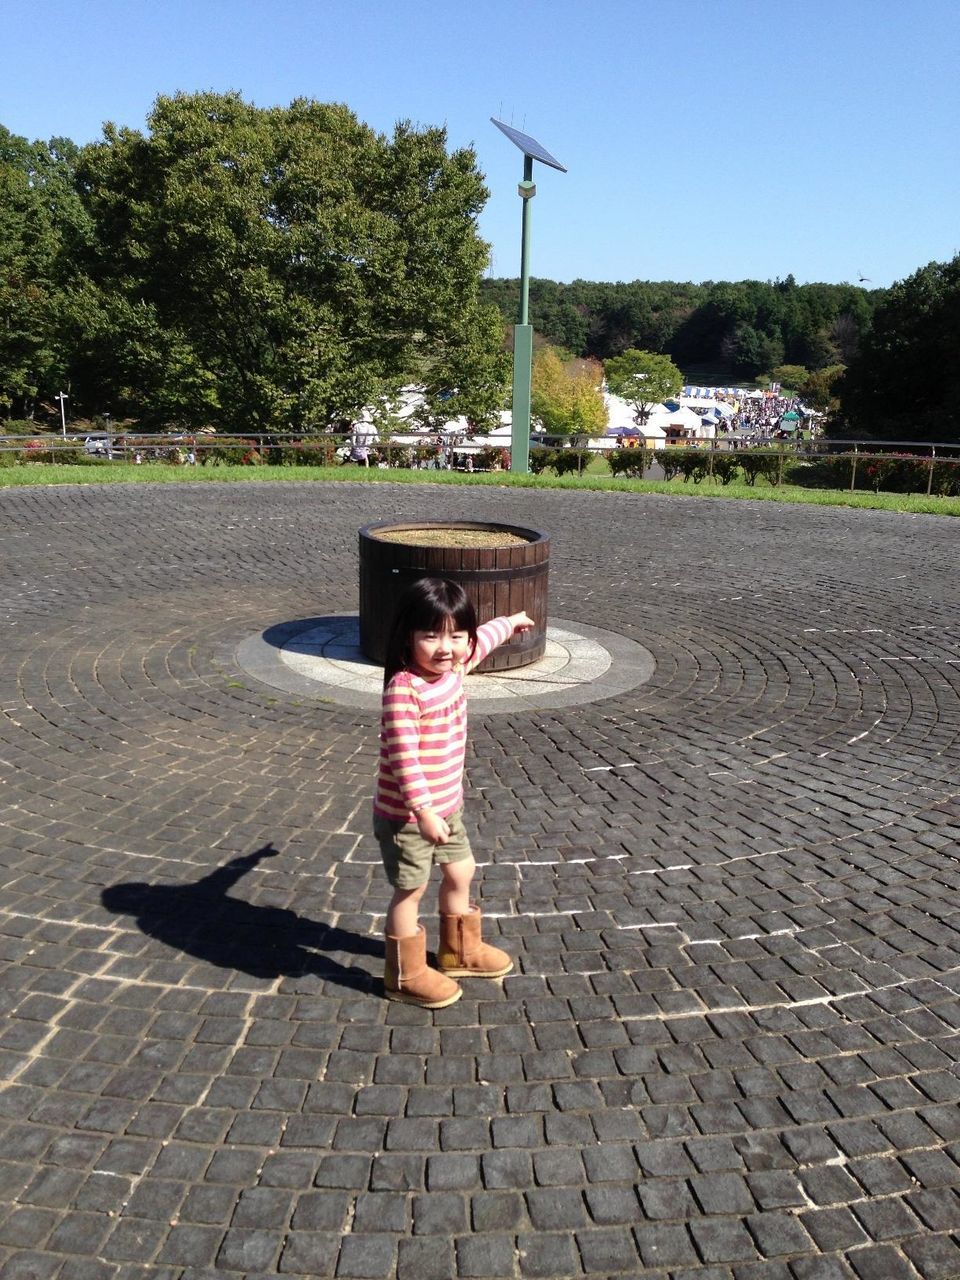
[374,617,514,822]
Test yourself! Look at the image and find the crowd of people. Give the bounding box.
[726,394,803,437]
[686,387,811,446]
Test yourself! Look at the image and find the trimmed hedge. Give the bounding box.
[607,447,647,478]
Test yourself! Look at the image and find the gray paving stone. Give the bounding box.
[531,1147,585,1187]
[634,1221,700,1269]
[155,1222,224,1267]
[454,1232,516,1278]
[100,1218,168,1262]
[901,1231,960,1280]
[850,1197,924,1243]
[525,1187,589,1231]
[277,1230,340,1275]
[746,1212,816,1258]
[789,1259,857,1280]
[516,1231,580,1277]
[576,1225,641,1272]
[470,1189,526,1232]
[691,1172,759,1222]
[368,1153,424,1192]
[844,1243,923,1280]
[396,1236,455,1280]
[335,1233,397,1278]
[411,1190,468,1235]
[481,1150,533,1189]
[690,1216,761,1264]
[583,1184,643,1225]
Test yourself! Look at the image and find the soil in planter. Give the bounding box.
[372,528,529,548]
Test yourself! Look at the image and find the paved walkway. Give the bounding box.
[1,480,959,1280]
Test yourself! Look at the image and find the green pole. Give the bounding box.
[511,156,535,473]
[511,324,533,473]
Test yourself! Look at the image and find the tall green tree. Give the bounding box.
[839,254,960,443]
[771,364,810,393]
[801,364,845,412]
[603,348,681,424]
[72,92,505,431]
[0,128,86,418]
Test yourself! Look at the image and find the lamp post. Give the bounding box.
[491,119,566,473]
[54,392,68,439]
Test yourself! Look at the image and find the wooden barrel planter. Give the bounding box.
[359,520,550,673]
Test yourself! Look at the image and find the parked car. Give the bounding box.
[83,433,113,457]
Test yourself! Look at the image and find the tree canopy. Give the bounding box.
[1,92,507,431]
[481,274,879,378]
[838,255,960,442]
[603,349,682,424]
[531,348,606,438]
[0,128,86,418]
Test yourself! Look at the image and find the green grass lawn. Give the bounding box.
[2,460,958,517]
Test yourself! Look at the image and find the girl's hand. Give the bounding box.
[418,809,450,844]
[509,611,535,633]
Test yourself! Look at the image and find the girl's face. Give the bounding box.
[410,620,471,680]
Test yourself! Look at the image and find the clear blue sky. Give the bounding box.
[5,0,958,289]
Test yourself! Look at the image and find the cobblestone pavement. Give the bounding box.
[1,480,959,1280]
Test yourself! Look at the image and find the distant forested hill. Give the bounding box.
[481,276,881,378]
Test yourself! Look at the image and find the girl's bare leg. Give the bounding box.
[386,883,427,937]
[438,855,476,916]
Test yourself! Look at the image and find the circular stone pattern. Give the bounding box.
[1,480,959,1280]
[235,614,656,711]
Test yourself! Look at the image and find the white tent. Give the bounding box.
[602,397,719,443]
[678,396,735,419]
[602,392,641,435]
[648,404,714,439]
[602,394,667,443]
[664,404,706,434]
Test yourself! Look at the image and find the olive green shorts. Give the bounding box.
[373,807,473,889]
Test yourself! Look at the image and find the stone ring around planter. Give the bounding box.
[234,614,656,714]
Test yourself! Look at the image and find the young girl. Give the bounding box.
[374,577,534,1008]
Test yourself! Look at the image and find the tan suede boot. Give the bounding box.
[384,926,462,1008]
[437,904,513,978]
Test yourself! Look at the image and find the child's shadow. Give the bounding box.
[101,844,381,994]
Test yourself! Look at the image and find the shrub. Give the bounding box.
[476,445,509,470]
[929,459,960,496]
[18,438,87,464]
[855,453,943,494]
[529,446,554,474]
[653,448,687,480]
[266,438,337,466]
[709,454,739,485]
[738,450,783,486]
[676,452,709,483]
[199,438,262,465]
[389,445,416,468]
[550,448,590,475]
[607,447,647,478]
[861,455,905,493]
[785,455,853,490]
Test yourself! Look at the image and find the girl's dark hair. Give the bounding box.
[383,577,478,686]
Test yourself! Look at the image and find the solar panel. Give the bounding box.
[490,118,567,172]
